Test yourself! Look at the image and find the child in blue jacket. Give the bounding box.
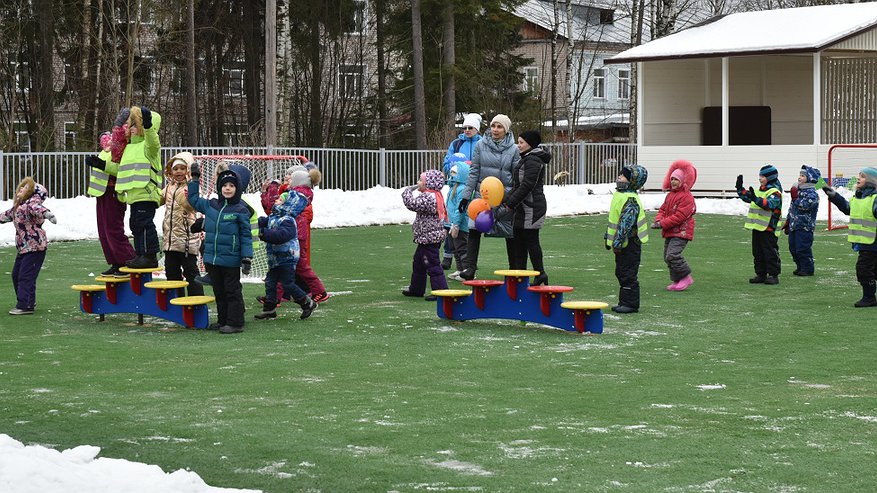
[785,165,821,276]
[444,161,470,281]
[254,190,318,321]
[823,167,877,307]
[736,164,783,284]
[188,163,253,334]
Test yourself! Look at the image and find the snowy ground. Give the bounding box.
[0,182,841,492]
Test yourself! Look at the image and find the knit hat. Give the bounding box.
[800,165,821,184]
[309,168,322,187]
[291,170,311,188]
[519,130,541,149]
[218,171,238,189]
[462,113,482,129]
[759,164,779,182]
[490,114,511,133]
[670,168,685,183]
[99,131,111,150]
[861,167,877,186]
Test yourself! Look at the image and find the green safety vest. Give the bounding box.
[116,113,162,205]
[848,194,877,245]
[744,188,782,235]
[86,149,120,198]
[606,191,648,248]
[243,197,262,251]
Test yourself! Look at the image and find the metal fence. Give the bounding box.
[0,143,636,200]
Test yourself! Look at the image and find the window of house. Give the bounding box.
[600,9,614,24]
[225,67,244,97]
[224,122,248,147]
[12,61,30,93]
[346,0,367,35]
[522,67,539,93]
[13,121,30,151]
[64,62,75,92]
[134,56,153,94]
[592,68,605,99]
[339,64,365,99]
[64,122,76,150]
[617,69,630,100]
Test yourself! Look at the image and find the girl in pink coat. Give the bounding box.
[652,160,697,291]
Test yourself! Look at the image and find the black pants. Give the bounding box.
[511,228,544,273]
[752,230,780,277]
[465,230,514,273]
[856,250,877,286]
[129,201,159,255]
[205,263,245,328]
[164,251,204,296]
[615,239,641,309]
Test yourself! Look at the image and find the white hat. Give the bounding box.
[462,113,482,129]
[490,114,511,133]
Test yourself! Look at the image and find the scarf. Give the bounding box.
[424,190,447,222]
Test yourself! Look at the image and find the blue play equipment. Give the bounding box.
[432,269,608,334]
[71,267,214,329]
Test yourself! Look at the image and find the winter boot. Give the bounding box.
[764,275,779,285]
[219,325,243,334]
[854,283,877,307]
[670,274,694,291]
[532,273,549,286]
[459,268,477,281]
[126,253,158,270]
[402,289,423,298]
[441,257,453,270]
[297,296,318,320]
[749,275,766,284]
[101,266,116,276]
[255,301,278,320]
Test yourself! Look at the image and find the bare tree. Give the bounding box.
[441,2,456,136]
[411,0,427,149]
[186,0,197,144]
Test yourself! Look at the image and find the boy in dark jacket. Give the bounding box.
[736,165,783,284]
[822,167,877,307]
[402,170,449,301]
[786,165,821,276]
[188,163,253,333]
[605,165,649,313]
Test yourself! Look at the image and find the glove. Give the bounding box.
[790,186,799,201]
[747,186,757,202]
[782,221,789,235]
[650,221,661,229]
[450,224,459,238]
[735,174,744,192]
[822,185,836,198]
[190,217,204,233]
[258,216,268,228]
[190,162,201,180]
[114,107,130,127]
[613,247,622,254]
[45,211,57,224]
[141,106,152,129]
[459,198,470,214]
[241,258,251,275]
[85,155,106,170]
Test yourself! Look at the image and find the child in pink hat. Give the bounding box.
[652,160,697,291]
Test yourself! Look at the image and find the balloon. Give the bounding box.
[474,210,494,233]
[467,198,490,220]
[480,176,504,206]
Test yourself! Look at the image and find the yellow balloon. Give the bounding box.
[480,176,504,207]
[467,198,491,221]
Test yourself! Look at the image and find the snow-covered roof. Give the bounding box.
[607,3,877,64]
[512,0,633,45]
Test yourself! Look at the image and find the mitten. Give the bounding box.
[114,107,130,127]
[45,211,57,224]
[735,174,744,192]
[603,233,611,250]
[747,186,757,202]
[782,221,789,235]
[458,198,470,214]
[190,162,201,180]
[450,224,459,238]
[650,221,661,229]
[141,106,152,129]
[241,258,252,275]
[822,185,836,198]
[790,186,799,201]
[190,217,204,233]
[258,216,268,228]
[85,155,106,170]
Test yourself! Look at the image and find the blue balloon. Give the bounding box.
[475,210,494,233]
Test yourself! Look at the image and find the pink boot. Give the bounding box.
[671,274,694,291]
[666,281,680,291]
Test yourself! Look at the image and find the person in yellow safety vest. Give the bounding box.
[604,164,649,314]
[736,164,783,285]
[822,167,877,307]
[84,131,136,277]
[112,106,162,270]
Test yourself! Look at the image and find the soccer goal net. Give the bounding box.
[826,144,877,231]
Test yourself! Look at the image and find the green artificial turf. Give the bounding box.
[1,213,876,492]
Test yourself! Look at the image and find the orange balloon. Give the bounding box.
[467,198,491,220]
[480,176,504,206]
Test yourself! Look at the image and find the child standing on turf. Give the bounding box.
[653,160,697,291]
[736,165,783,285]
[822,167,877,307]
[605,165,649,313]
[187,162,253,334]
[160,151,203,296]
[444,160,470,281]
[785,165,821,276]
[402,170,449,301]
[1,178,57,315]
[291,168,329,302]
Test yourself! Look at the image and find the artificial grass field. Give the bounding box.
[1,213,875,492]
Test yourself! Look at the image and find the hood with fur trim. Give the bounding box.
[165,151,195,178]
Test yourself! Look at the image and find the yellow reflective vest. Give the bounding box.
[744,187,781,234]
[86,149,120,198]
[606,191,648,249]
[848,194,877,245]
[116,112,162,205]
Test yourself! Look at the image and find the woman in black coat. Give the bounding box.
[500,130,549,285]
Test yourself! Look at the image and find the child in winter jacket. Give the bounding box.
[291,168,328,302]
[785,165,821,276]
[402,170,450,300]
[736,165,783,284]
[444,159,471,281]
[254,190,318,320]
[0,178,57,315]
[653,160,697,291]
[188,163,253,334]
[822,167,877,307]
[605,165,649,313]
[160,151,203,296]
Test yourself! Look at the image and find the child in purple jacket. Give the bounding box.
[0,177,57,315]
[402,170,449,301]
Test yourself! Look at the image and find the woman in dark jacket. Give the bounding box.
[501,130,549,285]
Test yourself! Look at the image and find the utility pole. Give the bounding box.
[265,0,277,149]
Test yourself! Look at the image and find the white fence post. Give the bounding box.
[379,148,387,187]
[577,141,586,185]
